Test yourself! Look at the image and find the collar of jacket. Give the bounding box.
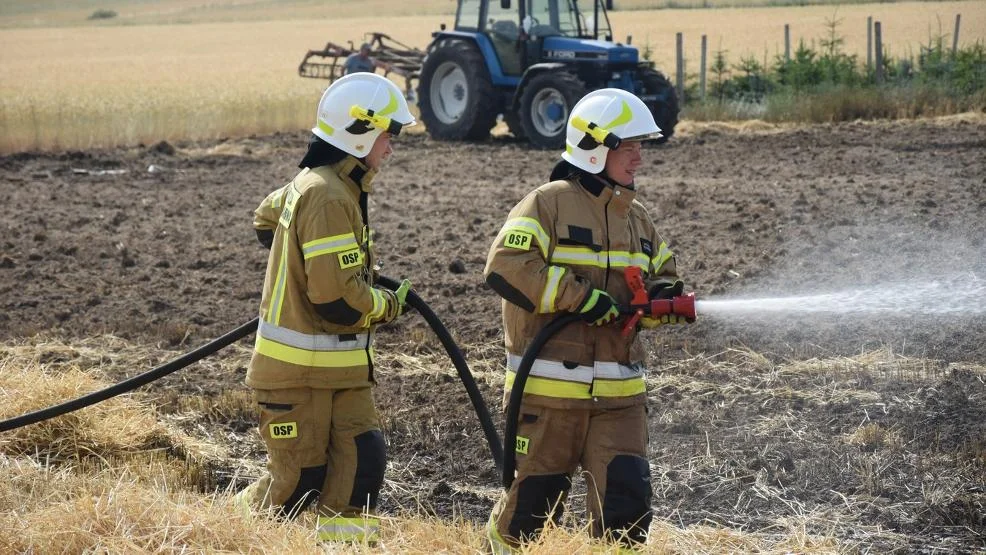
[574,172,636,216]
[333,156,377,194]
[298,134,347,169]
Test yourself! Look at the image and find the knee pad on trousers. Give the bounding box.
[602,455,653,544]
[280,465,328,519]
[507,473,571,541]
[348,429,386,510]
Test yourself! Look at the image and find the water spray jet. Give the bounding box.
[692,274,986,320]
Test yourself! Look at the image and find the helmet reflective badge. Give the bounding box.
[312,73,416,157]
[561,88,661,174]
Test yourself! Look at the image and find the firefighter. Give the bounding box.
[234,72,415,544]
[484,88,692,551]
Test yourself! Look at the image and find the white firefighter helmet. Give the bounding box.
[311,72,416,157]
[561,88,662,174]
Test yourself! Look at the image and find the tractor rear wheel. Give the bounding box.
[518,70,585,149]
[417,40,498,141]
[639,67,678,144]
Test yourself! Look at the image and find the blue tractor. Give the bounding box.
[417,0,679,148]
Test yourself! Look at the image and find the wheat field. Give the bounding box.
[0,0,972,27]
[0,1,982,152]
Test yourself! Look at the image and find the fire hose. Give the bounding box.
[501,267,697,489]
[0,318,259,433]
[2,262,695,491]
[0,276,505,476]
[376,276,503,473]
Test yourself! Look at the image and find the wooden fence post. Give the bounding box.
[784,24,790,63]
[874,21,883,83]
[867,16,873,71]
[700,34,707,101]
[952,14,961,55]
[676,32,684,104]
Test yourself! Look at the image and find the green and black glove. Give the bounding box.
[394,278,412,315]
[578,289,619,326]
[378,279,412,324]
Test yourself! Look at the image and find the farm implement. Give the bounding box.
[298,32,424,99]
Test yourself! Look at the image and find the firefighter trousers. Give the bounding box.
[489,402,652,550]
[234,386,386,543]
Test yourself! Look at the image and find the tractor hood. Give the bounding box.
[541,37,638,64]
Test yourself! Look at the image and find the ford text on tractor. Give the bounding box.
[418,0,679,147]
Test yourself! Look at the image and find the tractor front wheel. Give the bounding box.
[417,40,498,141]
[518,71,585,149]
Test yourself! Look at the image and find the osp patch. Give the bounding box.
[515,435,530,455]
[504,231,533,251]
[338,248,363,269]
[269,422,298,439]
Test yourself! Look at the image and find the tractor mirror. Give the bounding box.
[605,0,614,9]
[500,0,511,8]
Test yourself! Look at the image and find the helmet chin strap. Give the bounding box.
[590,169,635,191]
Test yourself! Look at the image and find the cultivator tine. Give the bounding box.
[299,32,425,92]
[298,42,353,81]
[363,32,425,94]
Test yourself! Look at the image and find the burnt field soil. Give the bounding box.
[2,117,985,551]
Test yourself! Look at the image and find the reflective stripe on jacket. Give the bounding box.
[317,514,380,543]
[484,174,679,408]
[247,157,397,389]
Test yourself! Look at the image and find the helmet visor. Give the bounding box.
[621,129,664,142]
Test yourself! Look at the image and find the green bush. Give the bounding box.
[774,41,865,90]
[917,39,986,95]
[682,18,986,123]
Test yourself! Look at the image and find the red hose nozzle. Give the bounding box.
[675,292,697,321]
[619,267,697,335]
[648,292,697,322]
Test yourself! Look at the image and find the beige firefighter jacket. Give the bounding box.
[484,173,679,409]
[247,157,399,390]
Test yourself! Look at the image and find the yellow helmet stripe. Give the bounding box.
[317,119,335,136]
[378,90,399,116]
[603,100,633,129]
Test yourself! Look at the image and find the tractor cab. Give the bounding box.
[460,0,621,76]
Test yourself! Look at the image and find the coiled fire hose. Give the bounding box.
[1,277,506,476]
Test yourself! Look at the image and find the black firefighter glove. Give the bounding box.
[578,289,619,326]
